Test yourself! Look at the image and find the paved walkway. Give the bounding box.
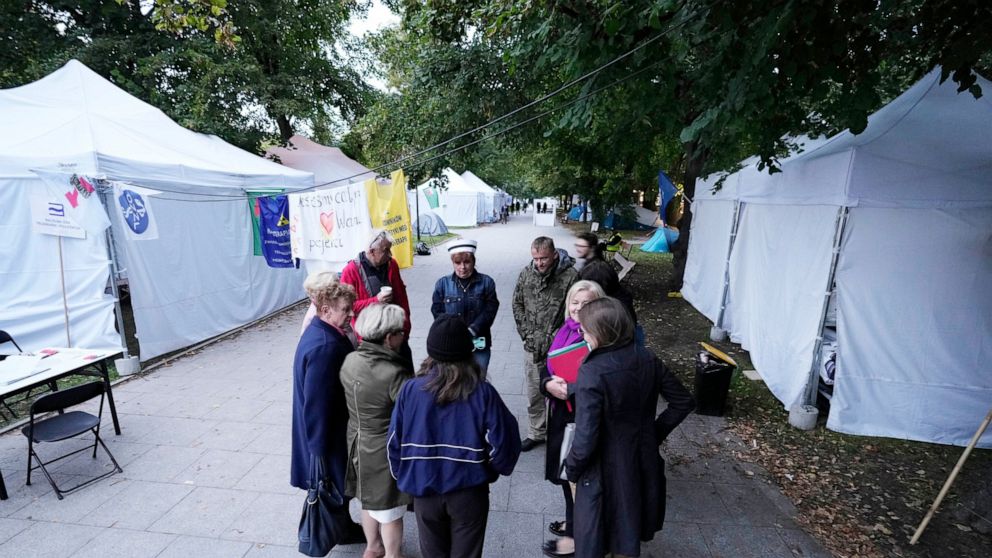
[0,211,830,557]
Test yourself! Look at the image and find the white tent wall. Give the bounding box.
[461,171,498,222]
[829,206,992,447]
[0,177,121,351]
[111,189,305,360]
[683,69,992,446]
[681,199,737,324]
[426,170,479,227]
[724,204,839,409]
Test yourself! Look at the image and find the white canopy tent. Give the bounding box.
[419,168,482,227]
[683,69,992,447]
[0,60,312,360]
[267,135,374,186]
[461,170,498,222]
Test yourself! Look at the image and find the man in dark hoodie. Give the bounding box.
[512,236,578,451]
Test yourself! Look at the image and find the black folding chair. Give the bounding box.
[22,381,122,499]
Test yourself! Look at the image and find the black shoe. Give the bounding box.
[548,520,568,537]
[521,438,544,452]
[543,539,575,558]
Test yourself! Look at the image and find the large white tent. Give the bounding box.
[267,135,374,186]
[0,60,312,360]
[683,69,992,447]
[461,170,498,222]
[419,168,483,227]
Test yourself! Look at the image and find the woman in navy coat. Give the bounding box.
[290,276,357,495]
[564,298,695,558]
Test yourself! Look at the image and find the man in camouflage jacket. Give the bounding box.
[512,236,578,450]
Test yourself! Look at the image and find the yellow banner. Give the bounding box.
[364,169,414,269]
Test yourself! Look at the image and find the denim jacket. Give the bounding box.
[431,272,499,349]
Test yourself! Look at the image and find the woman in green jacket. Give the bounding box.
[340,303,414,558]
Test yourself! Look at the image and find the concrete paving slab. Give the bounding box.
[0,520,105,558]
[157,534,254,558]
[700,524,797,558]
[9,473,127,523]
[121,445,205,481]
[643,521,714,557]
[78,479,194,530]
[235,454,300,495]
[0,516,33,544]
[72,527,176,558]
[223,492,300,546]
[172,448,263,488]
[147,485,256,537]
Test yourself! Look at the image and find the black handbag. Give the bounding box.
[298,456,348,557]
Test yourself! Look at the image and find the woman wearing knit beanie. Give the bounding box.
[387,314,522,558]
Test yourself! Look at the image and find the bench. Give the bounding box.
[613,252,636,282]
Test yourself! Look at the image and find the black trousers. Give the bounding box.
[414,484,490,558]
[560,483,574,537]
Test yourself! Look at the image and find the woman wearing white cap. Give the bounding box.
[431,239,500,374]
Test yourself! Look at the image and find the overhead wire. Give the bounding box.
[150,58,666,203]
[145,12,693,203]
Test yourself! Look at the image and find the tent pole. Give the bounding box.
[416,187,421,243]
[910,405,992,545]
[713,200,743,335]
[99,185,131,358]
[802,205,850,406]
[58,236,71,346]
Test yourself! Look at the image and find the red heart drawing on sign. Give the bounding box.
[319,212,336,236]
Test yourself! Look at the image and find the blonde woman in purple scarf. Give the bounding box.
[539,280,605,558]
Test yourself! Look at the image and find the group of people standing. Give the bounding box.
[291,228,695,558]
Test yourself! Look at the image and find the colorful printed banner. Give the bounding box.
[364,169,413,269]
[112,182,160,241]
[289,182,372,263]
[258,195,294,268]
[33,169,110,236]
[248,189,284,256]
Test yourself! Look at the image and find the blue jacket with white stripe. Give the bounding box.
[387,372,521,497]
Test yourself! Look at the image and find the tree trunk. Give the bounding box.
[669,139,707,291]
[275,114,294,143]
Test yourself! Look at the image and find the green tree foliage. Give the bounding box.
[348,0,990,283]
[1,0,375,152]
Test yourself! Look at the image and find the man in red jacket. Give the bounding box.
[340,229,414,368]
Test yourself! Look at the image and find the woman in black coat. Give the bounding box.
[564,298,695,558]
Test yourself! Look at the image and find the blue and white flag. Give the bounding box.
[113,182,160,241]
[658,170,678,225]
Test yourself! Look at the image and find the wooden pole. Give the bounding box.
[910,406,992,544]
[58,236,71,346]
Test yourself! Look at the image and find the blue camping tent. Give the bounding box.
[641,227,680,253]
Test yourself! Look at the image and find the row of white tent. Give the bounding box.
[1,61,323,361]
[683,69,992,448]
[408,168,511,227]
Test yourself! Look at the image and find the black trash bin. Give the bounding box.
[694,349,736,416]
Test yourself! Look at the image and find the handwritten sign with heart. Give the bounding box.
[289,183,372,262]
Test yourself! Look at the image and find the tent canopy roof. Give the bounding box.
[266,135,373,186]
[0,60,312,189]
[460,170,497,194]
[420,168,478,196]
[697,69,992,208]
